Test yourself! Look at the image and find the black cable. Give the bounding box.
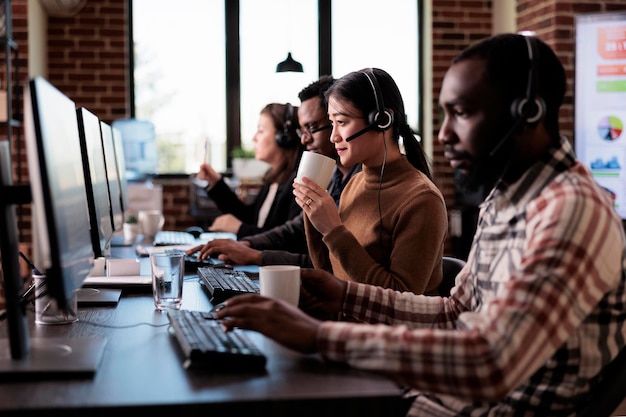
[78,319,170,329]
[378,133,388,269]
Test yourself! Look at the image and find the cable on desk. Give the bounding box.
[78,319,170,329]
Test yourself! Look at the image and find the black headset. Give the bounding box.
[275,102,299,148]
[490,35,546,157]
[510,36,545,127]
[363,69,394,131]
[345,69,394,142]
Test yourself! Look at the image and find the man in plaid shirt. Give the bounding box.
[216,34,626,416]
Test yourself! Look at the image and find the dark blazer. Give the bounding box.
[207,169,302,239]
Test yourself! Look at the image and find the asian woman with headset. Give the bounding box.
[293,68,448,295]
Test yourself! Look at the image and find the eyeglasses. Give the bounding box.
[297,117,332,138]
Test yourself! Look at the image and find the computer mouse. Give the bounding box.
[184,226,205,239]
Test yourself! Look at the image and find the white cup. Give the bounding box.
[259,265,301,306]
[33,273,78,325]
[295,151,336,188]
[138,209,165,239]
[150,252,184,311]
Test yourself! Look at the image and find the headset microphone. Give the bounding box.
[345,124,375,142]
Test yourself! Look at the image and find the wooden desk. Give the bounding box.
[0,271,407,416]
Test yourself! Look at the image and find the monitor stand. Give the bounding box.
[0,337,107,381]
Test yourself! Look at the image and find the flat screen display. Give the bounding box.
[77,107,113,258]
[101,121,124,231]
[25,77,94,307]
[574,11,626,219]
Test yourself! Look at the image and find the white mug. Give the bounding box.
[295,151,336,188]
[259,265,301,306]
[138,209,165,238]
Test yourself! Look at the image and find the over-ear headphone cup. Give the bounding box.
[275,130,290,147]
[368,109,394,131]
[510,96,545,126]
[511,36,546,128]
[276,103,298,147]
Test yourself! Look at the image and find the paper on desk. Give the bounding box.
[83,275,152,287]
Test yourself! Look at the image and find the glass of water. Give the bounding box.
[150,252,184,310]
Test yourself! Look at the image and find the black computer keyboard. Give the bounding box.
[166,309,266,371]
[153,230,198,246]
[197,267,259,304]
[164,248,224,272]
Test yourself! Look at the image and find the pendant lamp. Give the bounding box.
[276,52,303,73]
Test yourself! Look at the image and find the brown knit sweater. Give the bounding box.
[305,156,447,294]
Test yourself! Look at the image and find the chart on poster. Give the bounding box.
[575,11,626,220]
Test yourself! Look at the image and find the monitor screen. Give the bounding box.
[574,11,626,220]
[77,107,113,258]
[112,125,129,214]
[25,77,94,308]
[0,76,106,379]
[101,121,124,231]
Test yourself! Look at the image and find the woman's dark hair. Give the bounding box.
[452,33,565,141]
[260,103,303,184]
[325,68,432,180]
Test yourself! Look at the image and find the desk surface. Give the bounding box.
[0,248,406,417]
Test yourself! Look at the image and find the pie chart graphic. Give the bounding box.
[597,115,623,141]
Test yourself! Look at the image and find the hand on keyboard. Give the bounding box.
[167,309,266,372]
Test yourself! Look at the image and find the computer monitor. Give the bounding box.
[112,125,129,214]
[100,121,124,231]
[77,107,114,258]
[0,77,106,379]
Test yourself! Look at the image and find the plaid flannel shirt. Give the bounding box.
[317,137,626,416]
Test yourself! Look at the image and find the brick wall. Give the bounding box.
[46,0,128,123]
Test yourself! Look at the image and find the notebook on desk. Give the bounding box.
[83,275,152,287]
[76,288,122,306]
[83,258,152,288]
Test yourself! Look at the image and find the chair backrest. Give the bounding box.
[439,257,466,297]
[576,346,626,417]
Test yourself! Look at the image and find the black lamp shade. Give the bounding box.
[276,52,303,73]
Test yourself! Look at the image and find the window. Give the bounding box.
[332,0,420,133]
[132,0,226,174]
[132,0,421,175]
[239,0,318,153]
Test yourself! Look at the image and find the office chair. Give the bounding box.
[439,257,466,297]
[576,346,626,417]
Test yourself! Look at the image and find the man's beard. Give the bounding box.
[457,131,515,194]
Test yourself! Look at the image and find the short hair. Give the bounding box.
[298,75,335,108]
[452,33,566,139]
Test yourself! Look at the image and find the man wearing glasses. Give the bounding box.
[189,75,360,266]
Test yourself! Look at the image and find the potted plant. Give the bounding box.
[123,213,140,242]
[230,147,269,180]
